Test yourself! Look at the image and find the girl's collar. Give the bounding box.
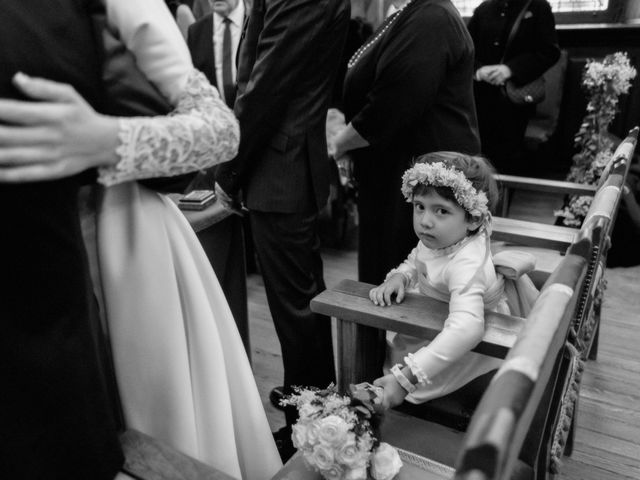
[421,226,488,258]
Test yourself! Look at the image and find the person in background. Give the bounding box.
[187,0,244,109]
[186,0,256,351]
[467,0,560,174]
[193,0,213,18]
[330,0,481,286]
[176,1,197,38]
[214,0,351,462]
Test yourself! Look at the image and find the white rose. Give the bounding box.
[320,463,344,480]
[335,434,363,468]
[299,402,321,420]
[311,443,335,471]
[370,443,402,480]
[306,420,321,444]
[292,423,309,449]
[318,415,350,447]
[344,464,368,480]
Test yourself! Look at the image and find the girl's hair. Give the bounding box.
[411,151,499,216]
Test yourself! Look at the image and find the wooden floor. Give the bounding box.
[246,190,640,479]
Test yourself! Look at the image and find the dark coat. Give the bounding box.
[467,0,560,172]
[342,0,481,283]
[216,0,351,213]
[187,13,218,88]
[467,0,560,86]
[0,1,122,478]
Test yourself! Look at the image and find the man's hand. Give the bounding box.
[0,73,119,183]
[215,181,247,216]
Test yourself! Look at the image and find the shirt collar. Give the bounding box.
[213,1,245,28]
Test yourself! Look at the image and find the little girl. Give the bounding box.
[370,152,513,409]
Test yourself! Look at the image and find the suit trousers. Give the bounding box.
[250,209,336,425]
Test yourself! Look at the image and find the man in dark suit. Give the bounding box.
[185,0,254,352]
[187,0,244,108]
[215,0,350,460]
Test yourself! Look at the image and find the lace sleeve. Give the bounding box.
[97,69,239,186]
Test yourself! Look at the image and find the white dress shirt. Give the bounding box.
[213,2,244,104]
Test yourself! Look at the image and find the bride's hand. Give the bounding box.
[0,73,119,183]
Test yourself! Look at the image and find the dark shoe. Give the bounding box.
[270,386,286,411]
[273,426,296,463]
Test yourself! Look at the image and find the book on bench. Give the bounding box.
[177,190,216,211]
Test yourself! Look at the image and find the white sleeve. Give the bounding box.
[97,0,239,186]
[405,252,487,384]
[104,0,192,103]
[385,245,419,288]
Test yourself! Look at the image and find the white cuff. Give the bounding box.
[404,354,431,385]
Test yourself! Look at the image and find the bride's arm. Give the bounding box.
[98,0,238,186]
[0,0,238,185]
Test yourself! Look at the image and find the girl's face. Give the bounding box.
[412,188,481,250]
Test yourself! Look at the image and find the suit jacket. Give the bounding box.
[216,0,351,213]
[187,13,217,88]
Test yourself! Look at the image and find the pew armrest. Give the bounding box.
[311,279,524,391]
[312,279,524,358]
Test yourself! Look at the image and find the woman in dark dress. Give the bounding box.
[0,1,239,478]
[329,0,481,285]
[467,0,560,174]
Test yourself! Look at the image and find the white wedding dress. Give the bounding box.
[87,1,282,478]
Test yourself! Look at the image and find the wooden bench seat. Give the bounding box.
[491,217,576,251]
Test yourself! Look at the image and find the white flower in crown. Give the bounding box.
[401,162,489,219]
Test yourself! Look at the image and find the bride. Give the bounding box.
[0,0,281,479]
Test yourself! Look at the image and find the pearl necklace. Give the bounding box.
[347,0,415,69]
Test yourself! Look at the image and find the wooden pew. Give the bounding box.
[312,280,524,393]
[491,127,637,253]
[455,233,591,480]
[281,229,592,480]
[492,128,638,363]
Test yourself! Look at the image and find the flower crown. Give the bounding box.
[401,162,490,218]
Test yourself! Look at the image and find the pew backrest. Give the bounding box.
[491,127,638,252]
[453,232,592,480]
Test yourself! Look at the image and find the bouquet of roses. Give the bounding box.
[282,384,403,480]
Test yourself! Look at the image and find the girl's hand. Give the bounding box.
[0,73,119,183]
[369,273,406,306]
[372,374,407,410]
